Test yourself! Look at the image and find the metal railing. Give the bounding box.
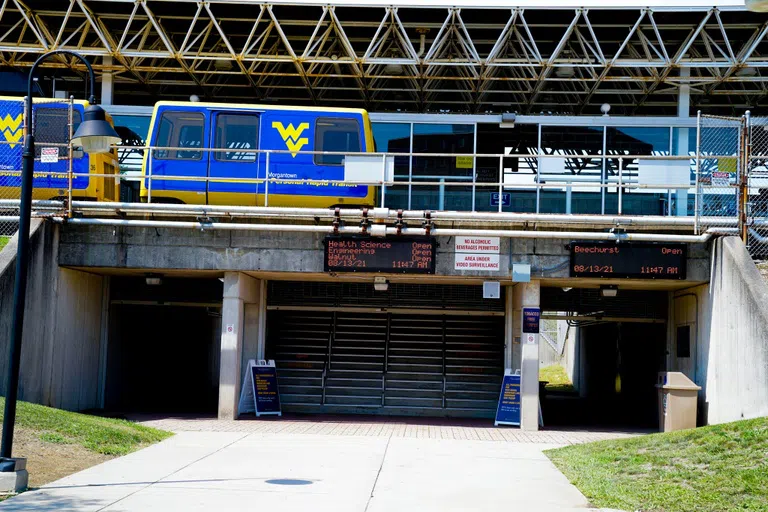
[78,145,742,220]
[0,122,758,247]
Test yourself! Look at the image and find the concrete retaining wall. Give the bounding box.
[670,236,768,424]
[0,221,105,411]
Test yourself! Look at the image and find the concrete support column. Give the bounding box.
[504,285,515,371]
[241,279,267,374]
[676,67,691,216]
[513,281,541,431]
[101,56,114,106]
[218,272,260,420]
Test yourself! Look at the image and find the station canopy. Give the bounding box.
[0,0,767,115]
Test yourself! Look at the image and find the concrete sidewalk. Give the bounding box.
[0,431,600,512]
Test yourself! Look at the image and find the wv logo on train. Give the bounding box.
[272,121,309,157]
[0,113,23,149]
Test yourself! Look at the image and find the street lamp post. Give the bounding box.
[1,50,120,461]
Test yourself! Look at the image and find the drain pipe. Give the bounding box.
[417,29,428,57]
[54,217,728,243]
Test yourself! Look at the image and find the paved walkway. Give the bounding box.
[0,417,640,512]
[134,414,641,444]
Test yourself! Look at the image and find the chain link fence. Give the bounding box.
[0,97,24,236]
[746,115,768,261]
[697,114,744,230]
[0,97,74,238]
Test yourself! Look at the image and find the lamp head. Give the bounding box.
[71,104,121,154]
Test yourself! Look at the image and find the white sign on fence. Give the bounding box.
[40,147,59,163]
[711,171,731,188]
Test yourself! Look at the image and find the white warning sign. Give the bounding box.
[454,237,500,253]
[454,236,501,272]
[41,147,59,163]
[454,253,500,271]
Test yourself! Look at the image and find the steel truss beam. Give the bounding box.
[0,1,766,114]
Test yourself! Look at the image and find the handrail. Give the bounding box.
[105,143,740,160]
[0,143,746,225]
[321,365,327,406]
[68,171,711,191]
[442,375,447,410]
[381,374,385,407]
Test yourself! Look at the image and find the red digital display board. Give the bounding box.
[570,242,687,279]
[324,237,436,273]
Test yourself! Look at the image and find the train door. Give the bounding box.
[150,108,208,203]
[207,110,260,206]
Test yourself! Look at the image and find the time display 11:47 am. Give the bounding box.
[642,266,681,274]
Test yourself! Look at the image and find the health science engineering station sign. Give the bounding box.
[324,236,436,273]
[454,236,500,272]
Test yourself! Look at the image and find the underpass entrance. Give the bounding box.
[104,277,223,415]
[539,287,669,429]
[579,322,666,428]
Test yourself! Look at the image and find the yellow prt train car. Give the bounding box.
[0,96,119,201]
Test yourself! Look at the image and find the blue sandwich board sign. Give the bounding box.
[494,372,521,426]
[251,362,281,417]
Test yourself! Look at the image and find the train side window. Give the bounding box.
[153,111,204,160]
[34,107,83,159]
[314,117,361,166]
[214,114,259,162]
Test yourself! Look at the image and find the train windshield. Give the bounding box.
[314,118,361,165]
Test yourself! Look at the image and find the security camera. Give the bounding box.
[600,103,611,116]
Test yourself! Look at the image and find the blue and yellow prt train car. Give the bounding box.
[141,101,376,207]
[0,96,119,201]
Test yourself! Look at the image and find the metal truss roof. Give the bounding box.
[1,1,768,115]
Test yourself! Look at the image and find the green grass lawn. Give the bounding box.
[0,397,172,456]
[546,416,768,512]
[539,364,575,393]
[0,236,9,251]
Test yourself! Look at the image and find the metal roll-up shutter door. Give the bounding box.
[444,317,504,414]
[324,312,387,410]
[266,310,332,407]
[384,315,445,410]
[266,282,505,418]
